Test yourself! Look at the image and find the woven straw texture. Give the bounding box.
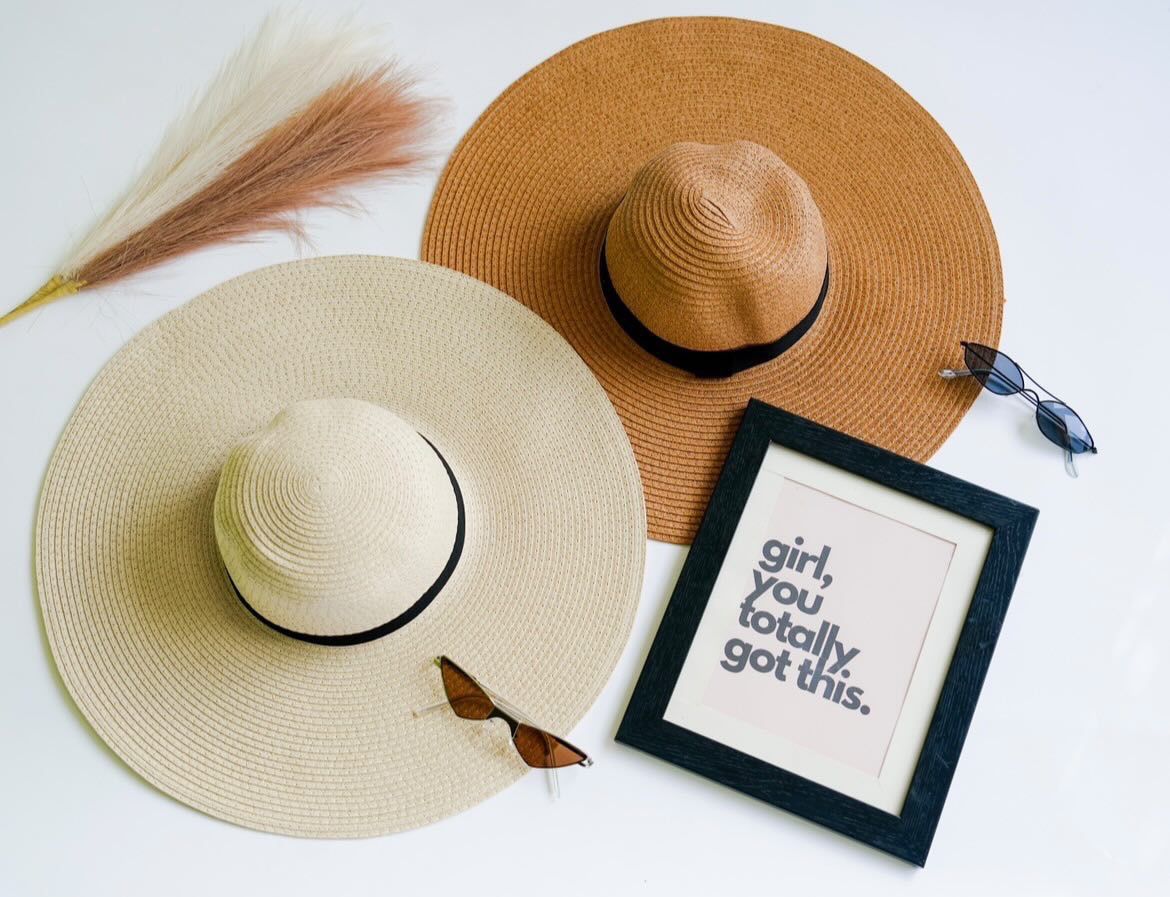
[423,17,1003,543]
[214,398,463,637]
[36,256,646,837]
[605,140,829,352]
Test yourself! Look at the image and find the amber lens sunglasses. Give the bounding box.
[421,656,592,770]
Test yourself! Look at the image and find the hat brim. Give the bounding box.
[423,17,1002,543]
[36,256,646,836]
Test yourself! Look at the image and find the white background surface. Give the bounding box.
[1,1,1167,894]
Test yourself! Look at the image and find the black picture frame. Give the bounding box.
[616,399,1038,866]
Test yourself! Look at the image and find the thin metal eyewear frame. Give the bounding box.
[940,340,1096,477]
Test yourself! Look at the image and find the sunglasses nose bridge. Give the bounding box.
[487,706,520,735]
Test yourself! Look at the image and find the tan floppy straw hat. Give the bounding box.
[423,17,1003,543]
[36,256,645,836]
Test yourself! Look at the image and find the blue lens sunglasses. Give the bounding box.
[940,341,1097,477]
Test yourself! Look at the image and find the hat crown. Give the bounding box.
[604,141,828,353]
[214,398,460,639]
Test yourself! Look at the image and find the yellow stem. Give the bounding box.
[0,275,87,327]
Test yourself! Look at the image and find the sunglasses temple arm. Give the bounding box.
[472,675,537,726]
[938,368,975,379]
[411,700,448,718]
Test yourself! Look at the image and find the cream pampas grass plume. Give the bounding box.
[2,13,443,326]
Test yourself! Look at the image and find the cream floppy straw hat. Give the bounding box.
[36,256,646,836]
[424,17,1004,543]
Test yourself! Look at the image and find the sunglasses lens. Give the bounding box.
[512,724,589,769]
[1036,401,1093,454]
[963,343,1024,396]
[440,658,494,720]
